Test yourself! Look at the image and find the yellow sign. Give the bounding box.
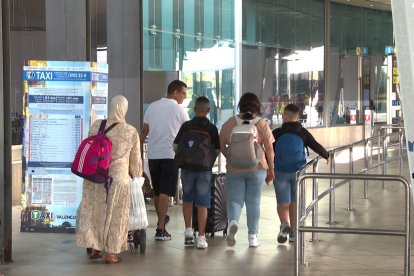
[356,47,361,56]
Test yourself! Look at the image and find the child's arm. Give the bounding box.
[173,124,186,153]
[301,129,329,160]
[212,125,221,157]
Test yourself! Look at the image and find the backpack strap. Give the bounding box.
[98,119,107,134]
[104,123,118,134]
[98,120,118,135]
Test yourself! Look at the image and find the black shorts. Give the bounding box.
[148,159,178,197]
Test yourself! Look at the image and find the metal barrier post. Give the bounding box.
[348,147,354,210]
[364,139,369,199]
[378,130,381,165]
[329,152,336,224]
[399,133,403,175]
[311,161,319,242]
[294,176,301,276]
[382,135,387,189]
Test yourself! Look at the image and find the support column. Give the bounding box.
[391,1,414,188]
[234,0,242,112]
[324,1,331,127]
[107,0,143,129]
[45,0,87,60]
[0,0,12,263]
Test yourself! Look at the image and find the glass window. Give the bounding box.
[142,0,236,127]
[242,0,325,128]
[330,3,393,126]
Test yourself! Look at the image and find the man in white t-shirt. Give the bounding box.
[140,80,189,241]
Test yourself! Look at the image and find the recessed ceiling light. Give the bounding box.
[370,4,374,6]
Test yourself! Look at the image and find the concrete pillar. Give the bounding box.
[45,0,87,60]
[107,0,143,129]
[391,1,414,186]
[1,0,13,263]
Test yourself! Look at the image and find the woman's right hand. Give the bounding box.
[265,169,275,184]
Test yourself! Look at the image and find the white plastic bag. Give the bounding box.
[129,177,148,230]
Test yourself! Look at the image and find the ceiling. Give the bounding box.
[9,0,392,33]
[331,0,391,11]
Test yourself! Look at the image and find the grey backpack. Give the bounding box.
[226,116,263,168]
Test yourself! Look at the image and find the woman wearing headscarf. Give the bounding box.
[77,95,142,264]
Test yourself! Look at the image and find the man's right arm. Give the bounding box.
[140,123,149,145]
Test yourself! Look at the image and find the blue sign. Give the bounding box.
[385,46,394,55]
[392,100,400,106]
[91,72,108,82]
[408,141,413,152]
[23,70,91,81]
[362,47,369,55]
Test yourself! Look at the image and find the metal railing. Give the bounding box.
[299,127,406,230]
[295,173,411,276]
[294,125,411,275]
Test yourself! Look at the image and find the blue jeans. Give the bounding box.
[226,170,267,234]
[181,170,212,208]
[273,171,297,204]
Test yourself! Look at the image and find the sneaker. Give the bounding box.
[289,232,295,243]
[155,228,172,241]
[195,235,208,249]
[226,220,238,247]
[277,223,291,243]
[248,234,260,247]
[184,228,194,245]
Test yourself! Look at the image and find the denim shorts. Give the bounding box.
[273,171,297,204]
[181,170,212,208]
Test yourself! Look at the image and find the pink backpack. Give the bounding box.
[71,120,118,199]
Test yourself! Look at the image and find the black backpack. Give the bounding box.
[175,124,217,171]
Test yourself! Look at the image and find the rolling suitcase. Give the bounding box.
[193,173,228,238]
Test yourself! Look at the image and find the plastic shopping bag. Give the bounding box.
[129,177,149,230]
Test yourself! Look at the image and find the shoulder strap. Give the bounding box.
[234,115,244,125]
[104,123,119,134]
[98,120,107,134]
[251,117,261,125]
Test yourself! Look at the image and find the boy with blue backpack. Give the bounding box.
[272,103,329,243]
[173,96,220,249]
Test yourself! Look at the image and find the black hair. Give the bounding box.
[284,103,299,114]
[238,92,262,120]
[167,80,187,95]
[195,96,209,106]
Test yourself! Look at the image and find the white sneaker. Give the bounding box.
[195,235,208,249]
[227,220,238,247]
[248,234,260,247]
[184,228,194,245]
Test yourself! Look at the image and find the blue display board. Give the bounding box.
[20,61,108,233]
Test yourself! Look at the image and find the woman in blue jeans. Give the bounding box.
[219,93,275,247]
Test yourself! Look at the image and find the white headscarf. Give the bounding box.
[108,95,128,123]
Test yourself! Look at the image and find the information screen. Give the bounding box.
[21,60,108,233]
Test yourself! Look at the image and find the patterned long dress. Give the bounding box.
[76,119,142,254]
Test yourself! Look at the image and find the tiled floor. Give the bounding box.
[1,154,413,276]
